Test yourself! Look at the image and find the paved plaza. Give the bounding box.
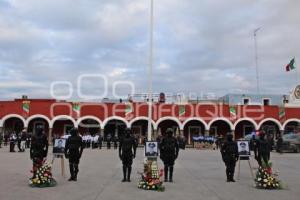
[0,146,299,200]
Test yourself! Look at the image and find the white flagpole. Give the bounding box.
[254,27,261,94]
[295,57,298,85]
[147,0,154,142]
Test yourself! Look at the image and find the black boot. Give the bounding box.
[69,164,74,181]
[122,166,127,182]
[127,167,132,182]
[169,166,174,182]
[226,167,230,182]
[74,164,79,181]
[164,166,168,182]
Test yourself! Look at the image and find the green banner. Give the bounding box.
[229,106,236,118]
[22,101,30,113]
[179,105,185,116]
[73,103,80,114]
[125,103,133,115]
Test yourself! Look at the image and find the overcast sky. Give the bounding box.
[0,0,299,100]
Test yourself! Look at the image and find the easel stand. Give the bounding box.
[52,154,66,178]
[237,156,254,181]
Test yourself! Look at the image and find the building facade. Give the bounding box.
[1,86,300,145]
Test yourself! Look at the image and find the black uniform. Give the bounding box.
[276,136,283,153]
[65,129,84,181]
[0,134,3,148]
[113,137,118,149]
[30,129,48,178]
[98,135,103,149]
[254,133,271,166]
[9,134,16,152]
[107,134,112,149]
[221,134,239,182]
[159,129,179,182]
[119,129,137,182]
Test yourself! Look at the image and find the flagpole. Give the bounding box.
[254,27,261,94]
[147,0,154,142]
[295,57,298,85]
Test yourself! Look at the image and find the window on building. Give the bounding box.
[243,98,250,105]
[263,99,270,106]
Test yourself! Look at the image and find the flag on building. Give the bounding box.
[229,106,237,119]
[286,58,296,72]
[22,101,30,117]
[125,103,133,115]
[179,105,186,116]
[73,102,80,118]
[279,106,285,123]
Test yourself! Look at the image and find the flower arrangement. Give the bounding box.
[254,160,283,190]
[138,160,165,192]
[29,162,57,188]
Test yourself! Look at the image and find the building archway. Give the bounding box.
[2,116,25,135]
[103,119,127,141]
[258,118,282,137]
[129,117,155,144]
[51,115,76,137]
[77,116,102,136]
[283,119,300,134]
[208,118,233,137]
[234,118,257,139]
[78,118,101,136]
[183,119,207,145]
[156,119,181,136]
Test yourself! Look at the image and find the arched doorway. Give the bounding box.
[209,119,232,137]
[259,120,281,137]
[51,117,75,137]
[27,118,50,136]
[283,121,300,134]
[183,120,206,145]
[3,117,24,135]
[234,120,256,139]
[156,119,180,136]
[78,119,101,136]
[130,119,154,144]
[103,119,127,141]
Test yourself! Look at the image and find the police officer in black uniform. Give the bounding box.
[254,131,271,166]
[65,128,84,181]
[159,128,179,182]
[119,128,137,182]
[221,133,239,182]
[30,128,48,178]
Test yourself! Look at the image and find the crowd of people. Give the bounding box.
[0,131,32,152]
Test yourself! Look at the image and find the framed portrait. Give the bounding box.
[145,141,158,157]
[237,140,250,157]
[53,139,66,154]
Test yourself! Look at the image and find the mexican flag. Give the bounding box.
[179,105,185,116]
[125,103,133,115]
[229,106,237,119]
[73,103,80,116]
[286,58,296,72]
[22,101,30,114]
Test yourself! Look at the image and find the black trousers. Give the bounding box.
[69,155,80,179]
[225,160,236,180]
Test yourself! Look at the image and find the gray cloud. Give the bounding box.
[0,0,299,100]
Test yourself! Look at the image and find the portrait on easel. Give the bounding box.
[53,139,66,155]
[145,141,158,157]
[237,141,250,159]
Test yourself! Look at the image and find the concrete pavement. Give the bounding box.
[0,146,299,200]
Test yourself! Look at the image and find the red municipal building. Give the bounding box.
[1,88,300,145]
